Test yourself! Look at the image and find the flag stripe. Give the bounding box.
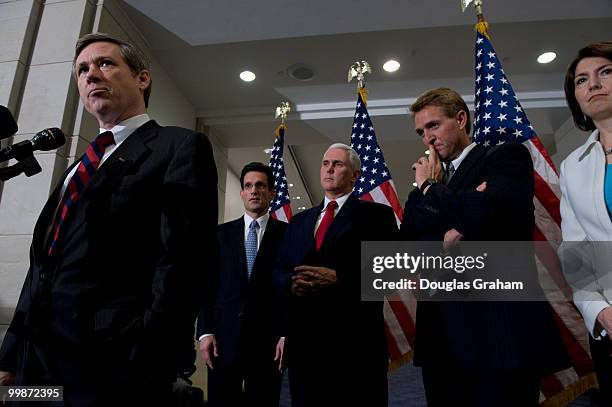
[533,171,562,226]
[472,30,594,403]
[350,90,415,365]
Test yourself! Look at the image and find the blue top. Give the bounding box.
[605,164,612,219]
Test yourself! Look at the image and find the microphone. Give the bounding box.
[0,105,18,140]
[0,128,65,163]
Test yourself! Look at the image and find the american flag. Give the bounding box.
[473,30,595,403]
[268,125,293,222]
[350,90,416,367]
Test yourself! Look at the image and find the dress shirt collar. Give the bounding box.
[322,192,351,213]
[99,113,150,144]
[244,212,270,230]
[448,141,477,171]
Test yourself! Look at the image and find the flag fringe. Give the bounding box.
[474,21,490,39]
[540,372,598,407]
[388,350,413,373]
[274,123,285,137]
[358,87,368,106]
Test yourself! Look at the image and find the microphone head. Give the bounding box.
[0,105,18,139]
[31,128,66,151]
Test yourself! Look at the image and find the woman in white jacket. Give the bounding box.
[560,41,612,403]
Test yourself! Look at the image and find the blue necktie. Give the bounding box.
[245,220,259,277]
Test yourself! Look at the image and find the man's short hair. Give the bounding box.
[240,162,275,191]
[564,41,612,132]
[325,143,361,172]
[410,87,471,136]
[74,33,152,108]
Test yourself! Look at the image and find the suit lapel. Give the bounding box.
[32,161,81,261]
[230,217,248,281]
[447,144,486,190]
[60,121,159,246]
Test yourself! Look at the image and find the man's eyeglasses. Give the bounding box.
[243,182,269,191]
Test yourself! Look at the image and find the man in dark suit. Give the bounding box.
[197,161,287,406]
[274,143,397,406]
[0,33,217,405]
[401,88,569,406]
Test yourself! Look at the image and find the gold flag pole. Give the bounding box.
[461,0,489,38]
[347,60,372,105]
[274,101,291,135]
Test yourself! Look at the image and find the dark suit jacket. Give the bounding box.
[274,194,397,399]
[197,216,287,368]
[401,143,569,372]
[0,120,218,402]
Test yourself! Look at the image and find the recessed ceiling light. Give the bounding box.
[412,182,418,187]
[295,196,301,200]
[425,150,430,155]
[264,148,272,154]
[240,70,256,82]
[537,52,556,64]
[383,60,400,73]
[289,183,294,187]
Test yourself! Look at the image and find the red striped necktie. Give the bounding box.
[315,200,337,251]
[47,131,115,256]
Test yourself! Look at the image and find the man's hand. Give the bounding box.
[199,335,218,370]
[291,265,337,296]
[0,371,14,386]
[596,307,612,336]
[412,145,443,188]
[273,337,286,372]
[443,228,464,252]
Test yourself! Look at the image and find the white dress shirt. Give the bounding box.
[243,212,270,250]
[447,141,477,173]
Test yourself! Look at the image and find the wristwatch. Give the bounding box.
[419,178,437,193]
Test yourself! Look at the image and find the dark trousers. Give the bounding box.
[207,354,282,407]
[421,366,540,407]
[591,335,612,406]
[288,361,388,407]
[12,336,173,407]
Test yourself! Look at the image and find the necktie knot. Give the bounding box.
[95,131,115,149]
[443,162,456,184]
[250,220,260,231]
[326,200,338,212]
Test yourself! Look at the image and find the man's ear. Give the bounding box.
[137,70,151,91]
[456,110,468,130]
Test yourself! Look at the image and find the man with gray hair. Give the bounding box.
[274,143,397,406]
[0,32,218,405]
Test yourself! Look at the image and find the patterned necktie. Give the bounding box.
[315,200,338,251]
[245,220,259,277]
[443,162,456,184]
[48,131,115,256]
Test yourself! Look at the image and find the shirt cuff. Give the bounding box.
[198,334,213,342]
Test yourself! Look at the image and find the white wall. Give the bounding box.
[224,168,244,222]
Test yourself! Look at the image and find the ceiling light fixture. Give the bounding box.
[537,52,556,64]
[264,148,272,154]
[240,70,256,82]
[383,60,400,73]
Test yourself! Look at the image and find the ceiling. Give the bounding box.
[118,0,612,210]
